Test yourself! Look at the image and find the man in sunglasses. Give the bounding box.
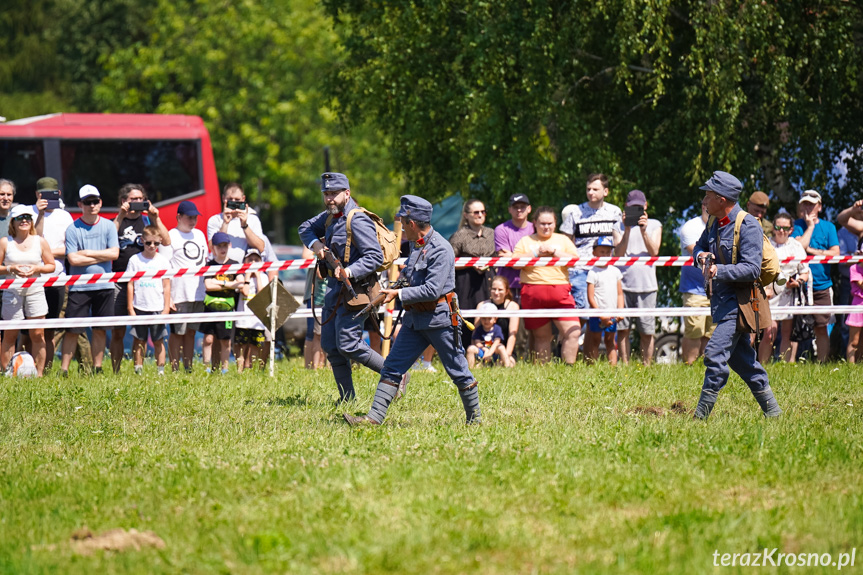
[59,185,119,376]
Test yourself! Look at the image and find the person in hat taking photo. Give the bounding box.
[60,185,119,376]
[613,189,662,365]
[692,171,781,419]
[0,204,56,376]
[792,189,839,362]
[298,172,394,403]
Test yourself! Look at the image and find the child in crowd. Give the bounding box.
[847,257,863,363]
[585,236,624,365]
[201,231,244,374]
[466,302,514,368]
[126,225,171,375]
[235,248,268,372]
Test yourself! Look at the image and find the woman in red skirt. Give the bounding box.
[513,206,581,364]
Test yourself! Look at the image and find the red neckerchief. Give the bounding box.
[718,215,731,227]
[332,211,343,219]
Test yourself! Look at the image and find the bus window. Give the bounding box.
[59,139,202,209]
[0,140,45,200]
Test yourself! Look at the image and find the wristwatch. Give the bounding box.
[241,222,249,230]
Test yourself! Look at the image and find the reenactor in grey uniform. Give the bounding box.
[344,195,481,426]
[692,171,782,419]
[299,172,395,402]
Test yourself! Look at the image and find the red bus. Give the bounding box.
[0,113,220,230]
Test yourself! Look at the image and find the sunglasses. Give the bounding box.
[775,225,793,232]
[469,210,486,216]
[144,240,161,247]
[81,198,101,206]
[12,214,33,222]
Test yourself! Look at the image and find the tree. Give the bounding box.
[323,0,863,223]
[93,0,401,242]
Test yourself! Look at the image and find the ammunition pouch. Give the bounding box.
[734,282,771,334]
[342,277,381,313]
[404,292,454,313]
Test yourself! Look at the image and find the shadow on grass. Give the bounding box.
[244,395,311,407]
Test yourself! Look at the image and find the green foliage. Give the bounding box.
[1,361,862,572]
[324,0,863,220]
[93,0,401,241]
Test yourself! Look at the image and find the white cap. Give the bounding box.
[79,184,100,200]
[478,302,499,314]
[10,204,32,219]
[799,189,822,204]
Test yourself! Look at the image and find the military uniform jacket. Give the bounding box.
[693,205,763,322]
[298,197,384,309]
[401,227,457,330]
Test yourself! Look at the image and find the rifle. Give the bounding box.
[321,247,358,301]
[352,275,409,320]
[702,253,716,298]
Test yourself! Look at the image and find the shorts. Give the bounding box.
[200,315,234,341]
[170,301,204,335]
[114,283,130,316]
[812,288,832,327]
[2,287,49,321]
[568,269,589,309]
[45,285,65,320]
[130,310,168,341]
[682,293,715,339]
[618,291,656,335]
[588,317,618,333]
[847,312,863,328]
[520,283,579,330]
[235,327,265,346]
[65,289,115,334]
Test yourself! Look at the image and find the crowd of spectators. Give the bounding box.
[1,172,861,376]
[0,177,277,377]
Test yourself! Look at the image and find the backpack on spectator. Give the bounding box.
[708,210,781,286]
[327,208,399,272]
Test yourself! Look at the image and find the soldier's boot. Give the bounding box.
[752,387,782,418]
[343,413,380,427]
[394,372,410,402]
[333,363,356,403]
[363,379,401,424]
[693,389,718,420]
[458,381,481,425]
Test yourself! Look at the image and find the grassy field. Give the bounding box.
[1,359,862,574]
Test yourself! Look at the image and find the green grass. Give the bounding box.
[1,360,862,573]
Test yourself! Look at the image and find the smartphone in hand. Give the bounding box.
[624,205,644,227]
[42,190,61,210]
[129,201,150,212]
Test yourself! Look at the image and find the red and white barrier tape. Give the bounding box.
[1,253,861,290]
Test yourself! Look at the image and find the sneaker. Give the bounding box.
[185,366,194,374]
[157,367,165,376]
[134,366,143,376]
[205,367,212,374]
[221,368,229,375]
[61,370,69,378]
[94,366,103,375]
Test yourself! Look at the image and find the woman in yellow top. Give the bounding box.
[513,206,581,364]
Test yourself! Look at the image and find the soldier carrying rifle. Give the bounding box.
[299,172,408,403]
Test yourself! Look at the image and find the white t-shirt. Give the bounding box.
[127,252,171,312]
[587,265,622,310]
[616,219,662,292]
[28,205,73,276]
[206,210,264,263]
[168,227,207,303]
[237,273,267,330]
[559,202,623,269]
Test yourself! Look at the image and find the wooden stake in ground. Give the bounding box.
[381,219,403,359]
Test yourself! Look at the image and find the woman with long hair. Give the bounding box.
[513,206,581,364]
[478,275,520,365]
[0,205,56,375]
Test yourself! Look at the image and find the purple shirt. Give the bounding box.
[494,220,535,290]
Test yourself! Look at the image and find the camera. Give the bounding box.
[129,201,150,212]
[226,200,246,210]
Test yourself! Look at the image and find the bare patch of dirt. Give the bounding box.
[629,406,666,416]
[670,400,689,414]
[35,527,165,555]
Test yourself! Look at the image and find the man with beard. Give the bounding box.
[299,172,404,403]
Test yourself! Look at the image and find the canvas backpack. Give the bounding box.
[708,210,781,286]
[327,208,399,272]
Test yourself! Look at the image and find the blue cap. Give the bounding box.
[395,195,433,222]
[625,189,646,207]
[595,235,614,247]
[321,172,349,192]
[212,231,231,245]
[699,171,742,201]
[177,200,201,216]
